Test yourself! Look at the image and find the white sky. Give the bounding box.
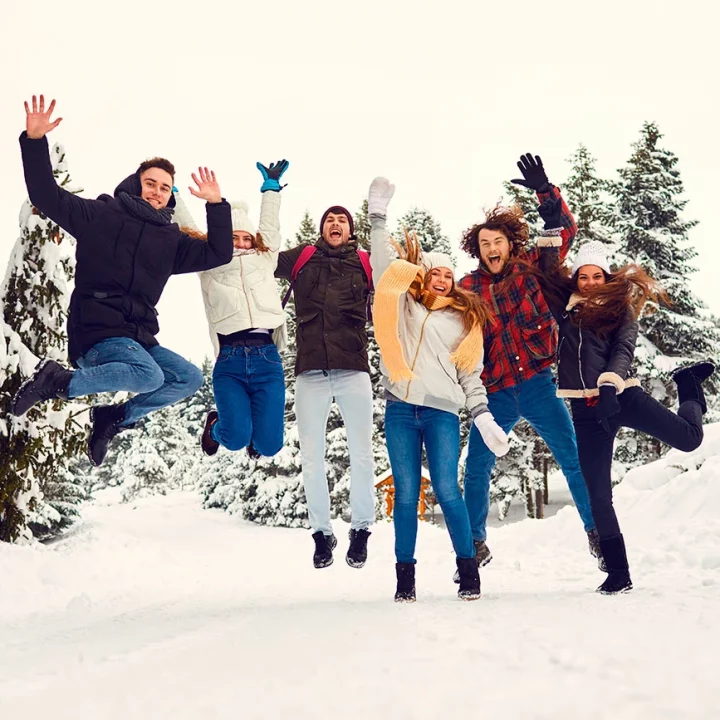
[1,0,717,364]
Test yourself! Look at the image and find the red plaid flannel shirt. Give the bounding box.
[458,186,576,393]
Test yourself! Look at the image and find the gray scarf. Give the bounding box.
[117,192,174,226]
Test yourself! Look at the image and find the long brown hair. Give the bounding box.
[530,255,667,338]
[179,227,271,253]
[392,228,494,335]
[461,204,530,260]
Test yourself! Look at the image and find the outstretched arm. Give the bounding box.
[368,176,397,280]
[20,95,101,236]
[256,160,289,263]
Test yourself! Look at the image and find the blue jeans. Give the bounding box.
[385,397,475,564]
[294,369,375,534]
[211,344,285,455]
[463,369,595,540]
[67,337,203,426]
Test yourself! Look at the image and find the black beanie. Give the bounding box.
[319,206,354,237]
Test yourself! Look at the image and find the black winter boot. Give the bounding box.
[597,534,633,595]
[88,404,129,467]
[247,442,261,459]
[346,528,371,568]
[312,531,337,569]
[453,539,492,583]
[10,359,73,417]
[456,556,481,600]
[201,411,219,456]
[672,361,716,414]
[587,529,607,572]
[394,562,416,603]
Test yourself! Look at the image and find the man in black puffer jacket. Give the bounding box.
[10,96,233,466]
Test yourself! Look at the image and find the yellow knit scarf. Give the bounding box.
[374,259,485,383]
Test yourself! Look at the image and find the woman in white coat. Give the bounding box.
[176,160,289,458]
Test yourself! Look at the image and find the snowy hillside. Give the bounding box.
[1,426,720,719]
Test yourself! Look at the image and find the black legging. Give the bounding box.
[571,387,703,540]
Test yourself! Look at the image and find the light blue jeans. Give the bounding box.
[67,337,203,426]
[294,369,375,534]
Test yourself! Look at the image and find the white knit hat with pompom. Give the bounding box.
[571,241,611,275]
[423,251,455,276]
[230,200,256,236]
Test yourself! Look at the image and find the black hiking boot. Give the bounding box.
[201,411,219,456]
[597,534,633,595]
[672,361,716,414]
[247,442,261,460]
[394,562,416,603]
[346,528,371,568]
[312,531,337,569]
[587,529,607,572]
[453,539,492,583]
[88,404,129,467]
[456,556,481,600]
[10,359,73,417]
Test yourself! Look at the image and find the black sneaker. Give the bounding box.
[202,411,219,456]
[10,359,73,417]
[394,562,416,603]
[587,529,607,572]
[597,572,633,595]
[346,528,371,568]
[312,531,337,569]
[456,556,481,601]
[87,404,128,467]
[453,539,492,583]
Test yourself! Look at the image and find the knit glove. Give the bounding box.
[474,413,510,457]
[511,153,551,193]
[368,176,395,217]
[537,196,563,230]
[257,159,290,193]
[596,385,621,432]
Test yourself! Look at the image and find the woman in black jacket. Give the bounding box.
[534,237,714,595]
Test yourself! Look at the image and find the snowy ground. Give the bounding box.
[3,430,720,719]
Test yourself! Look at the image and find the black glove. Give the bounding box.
[596,385,621,432]
[511,153,551,193]
[537,197,562,230]
[257,159,290,192]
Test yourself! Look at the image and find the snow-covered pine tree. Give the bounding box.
[502,181,543,238]
[354,199,371,251]
[294,210,318,248]
[395,208,454,257]
[0,143,89,541]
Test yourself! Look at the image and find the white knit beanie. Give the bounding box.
[423,251,455,276]
[230,200,256,236]
[572,241,611,275]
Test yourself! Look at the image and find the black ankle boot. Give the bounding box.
[346,528,371,568]
[587,529,607,571]
[672,361,716,414]
[597,534,633,595]
[88,404,130,467]
[455,556,481,600]
[10,359,73,417]
[201,411,219,456]
[395,562,416,603]
[311,531,337,569]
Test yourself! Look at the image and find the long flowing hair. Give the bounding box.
[460,203,531,261]
[392,228,494,335]
[179,227,271,253]
[528,254,667,338]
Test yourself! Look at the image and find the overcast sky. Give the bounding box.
[1,0,717,364]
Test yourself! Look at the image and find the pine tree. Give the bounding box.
[294,211,318,248]
[395,208,454,257]
[354,199,371,250]
[0,143,89,542]
[502,182,542,238]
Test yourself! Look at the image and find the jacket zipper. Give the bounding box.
[404,312,431,400]
[577,319,587,392]
[238,258,255,327]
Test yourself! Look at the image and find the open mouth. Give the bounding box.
[329,227,342,240]
[432,285,447,293]
[487,254,503,270]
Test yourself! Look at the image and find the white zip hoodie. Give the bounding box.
[174,191,287,357]
[369,214,488,417]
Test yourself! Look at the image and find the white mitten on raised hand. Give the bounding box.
[368,176,395,217]
[473,412,510,457]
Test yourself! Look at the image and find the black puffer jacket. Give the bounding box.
[20,133,233,365]
[275,239,370,376]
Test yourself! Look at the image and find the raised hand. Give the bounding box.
[24,95,62,139]
[189,167,222,204]
[256,159,290,192]
[368,176,396,216]
[537,196,563,229]
[511,153,551,193]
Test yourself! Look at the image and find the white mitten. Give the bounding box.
[368,176,395,217]
[473,413,510,457]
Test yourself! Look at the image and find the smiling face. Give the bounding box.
[232,231,254,250]
[576,265,607,295]
[139,167,173,209]
[424,267,454,297]
[322,212,351,247]
[478,228,512,274]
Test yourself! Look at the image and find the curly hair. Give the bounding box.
[460,204,530,260]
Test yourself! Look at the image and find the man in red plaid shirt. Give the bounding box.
[457,154,599,571]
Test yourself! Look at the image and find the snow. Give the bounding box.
[2,427,720,719]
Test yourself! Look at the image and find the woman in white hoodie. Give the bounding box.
[367,177,510,603]
[175,161,289,459]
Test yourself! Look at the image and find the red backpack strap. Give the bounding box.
[357,249,373,290]
[282,245,317,308]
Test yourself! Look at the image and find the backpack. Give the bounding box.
[281,245,374,320]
